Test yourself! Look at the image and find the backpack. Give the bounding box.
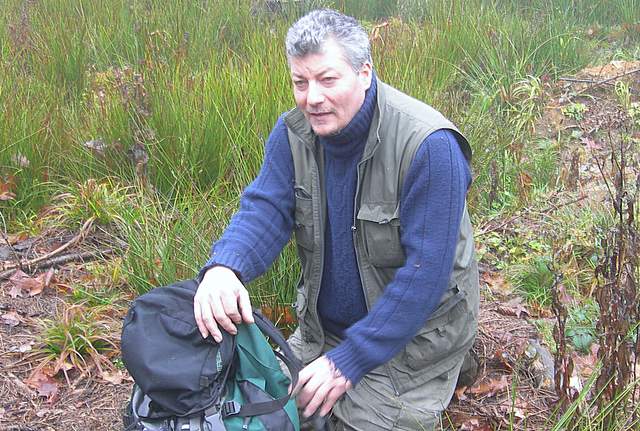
[120,279,302,431]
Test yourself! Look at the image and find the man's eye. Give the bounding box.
[322,77,336,84]
[294,81,307,88]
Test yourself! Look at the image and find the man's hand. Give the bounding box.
[194,266,254,342]
[293,356,352,418]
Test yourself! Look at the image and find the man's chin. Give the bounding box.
[311,124,340,137]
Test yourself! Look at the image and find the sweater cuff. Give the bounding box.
[198,250,250,284]
[325,338,372,386]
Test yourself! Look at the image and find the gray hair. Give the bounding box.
[285,9,372,71]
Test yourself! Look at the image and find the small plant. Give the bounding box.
[566,301,599,354]
[562,102,588,122]
[70,283,123,307]
[508,255,555,308]
[85,257,128,289]
[615,80,631,110]
[50,178,131,227]
[628,102,640,127]
[38,304,118,373]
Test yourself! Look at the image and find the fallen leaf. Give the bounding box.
[9,269,54,297]
[497,396,530,420]
[497,297,529,318]
[10,270,43,296]
[101,370,125,385]
[0,191,16,201]
[53,358,74,374]
[572,346,598,378]
[459,418,493,431]
[25,369,59,402]
[480,271,513,297]
[469,375,510,398]
[9,341,34,353]
[455,385,468,401]
[6,232,28,245]
[37,268,55,292]
[0,175,16,201]
[8,283,25,298]
[494,349,515,371]
[2,311,21,327]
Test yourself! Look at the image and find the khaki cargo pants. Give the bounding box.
[287,329,468,431]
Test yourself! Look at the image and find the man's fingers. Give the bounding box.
[291,363,313,398]
[303,381,331,418]
[238,288,254,324]
[297,372,325,409]
[220,291,242,325]
[193,301,208,338]
[212,295,237,335]
[319,384,347,417]
[200,297,224,342]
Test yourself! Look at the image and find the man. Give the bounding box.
[194,9,479,431]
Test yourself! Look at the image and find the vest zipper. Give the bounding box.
[312,146,326,352]
[352,156,401,397]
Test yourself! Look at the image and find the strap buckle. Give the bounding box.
[220,400,241,418]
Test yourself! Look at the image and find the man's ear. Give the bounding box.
[359,62,373,90]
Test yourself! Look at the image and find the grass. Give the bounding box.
[38,304,118,374]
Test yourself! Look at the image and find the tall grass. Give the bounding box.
[2,0,637,314]
[4,0,627,221]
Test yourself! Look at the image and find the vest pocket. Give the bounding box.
[356,203,405,267]
[294,190,314,251]
[403,288,470,371]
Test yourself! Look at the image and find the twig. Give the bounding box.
[559,67,640,87]
[476,194,588,237]
[0,247,114,280]
[0,217,95,273]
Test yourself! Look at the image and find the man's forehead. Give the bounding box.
[290,64,340,77]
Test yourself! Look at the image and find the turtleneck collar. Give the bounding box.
[319,72,378,158]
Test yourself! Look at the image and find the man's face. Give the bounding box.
[289,39,372,137]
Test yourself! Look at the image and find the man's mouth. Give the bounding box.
[308,111,332,118]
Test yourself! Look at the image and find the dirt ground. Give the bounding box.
[1,61,638,430]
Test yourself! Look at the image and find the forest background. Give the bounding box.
[1,0,640,429]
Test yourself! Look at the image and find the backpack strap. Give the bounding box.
[220,310,302,420]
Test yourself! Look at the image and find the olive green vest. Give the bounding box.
[283,81,479,394]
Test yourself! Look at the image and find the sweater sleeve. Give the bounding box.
[326,129,471,385]
[198,115,295,283]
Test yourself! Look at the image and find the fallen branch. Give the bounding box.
[559,67,640,86]
[559,68,640,96]
[476,194,588,237]
[0,217,95,273]
[0,247,115,280]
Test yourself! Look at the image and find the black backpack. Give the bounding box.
[121,279,313,431]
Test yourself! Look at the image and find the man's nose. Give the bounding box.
[307,81,325,106]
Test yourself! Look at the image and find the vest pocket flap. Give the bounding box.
[403,295,473,372]
[294,194,314,250]
[357,202,404,267]
[357,202,400,225]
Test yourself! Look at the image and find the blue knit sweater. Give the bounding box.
[202,76,471,385]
